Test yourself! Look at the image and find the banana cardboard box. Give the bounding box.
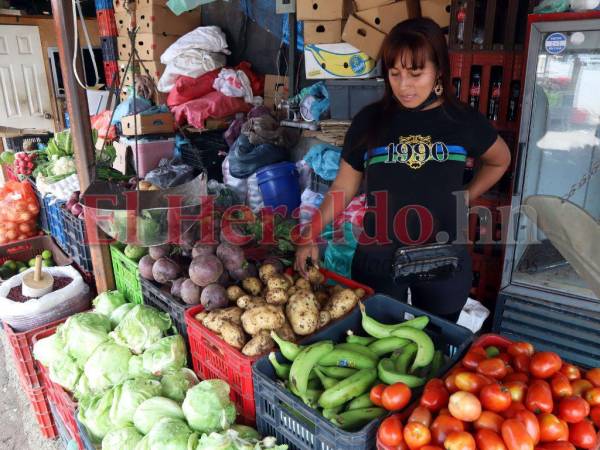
[304,43,381,79]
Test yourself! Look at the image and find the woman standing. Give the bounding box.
[295,18,511,322]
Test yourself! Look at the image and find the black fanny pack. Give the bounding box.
[392,244,460,284]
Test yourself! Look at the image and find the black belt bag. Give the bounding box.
[392,244,460,284]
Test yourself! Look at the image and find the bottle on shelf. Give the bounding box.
[507,80,521,122]
[452,78,462,99]
[488,80,502,121]
[469,72,481,111]
[457,2,467,45]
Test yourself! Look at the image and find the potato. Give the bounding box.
[287,286,297,296]
[220,321,246,350]
[258,263,280,283]
[267,275,291,291]
[328,285,344,296]
[295,278,312,291]
[266,288,288,305]
[273,320,296,342]
[307,266,325,286]
[241,331,275,356]
[242,277,263,296]
[318,310,331,329]
[285,291,319,336]
[354,288,366,299]
[315,291,329,309]
[202,307,243,332]
[241,305,286,335]
[226,285,245,302]
[237,295,266,310]
[194,311,208,323]
[219,306,243,325]
[325,288,359,320]
[283,273,294,286]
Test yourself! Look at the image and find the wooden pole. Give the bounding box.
[51,0,115,293]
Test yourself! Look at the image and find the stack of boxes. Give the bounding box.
[95,0,120,88]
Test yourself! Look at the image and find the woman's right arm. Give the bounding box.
[294,160,363,275]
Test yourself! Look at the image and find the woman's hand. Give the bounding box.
[294,243,320,278]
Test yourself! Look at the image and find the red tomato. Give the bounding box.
[568,420,597,449]
[378,415,404,446]
[430,415,465,446]
[480,384,512,413]
[514,355,531,373]
[420,379,449,413]
[590,405,600,427]
[505,381,528,403]
[498,352,512,365]
[502,402,527,419]
[478,358,508,380]
[571,379,594,397]
[474,411,505,434]
[444,431,476,450]
[526,380,554,414]
[504,372,530,384]
[463,347,488,370]
[514,410,540,445]
[557,396,590,423]
[407,406,432,428]
[550,372,573,399]
[445,372,460,394]
[586,368,600,387]
[449,391,482,422]
[559,364,581,381]
[382,383,412,411]
[583,387,600,406]
[501,419,535,450]
[530,352,562,379]
[420,447,443,450]
[475,429,508,450]
[539,443,576,450]
[455,372,492,394]
[508,342,535,358]
[538,413,569,442]
[403,422,431,449]
[370,384,386,407]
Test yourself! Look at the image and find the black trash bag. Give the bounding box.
[228,135,289,179]
[144,159,196,188]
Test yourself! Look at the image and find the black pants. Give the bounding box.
[351,245,472,322]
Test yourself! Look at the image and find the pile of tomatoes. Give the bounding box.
[377,338,600,450]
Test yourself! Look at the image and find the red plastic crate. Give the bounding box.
[25,385,57,439]
[184,268,374,424]
[103,60,120,89]
[97,8,118,37]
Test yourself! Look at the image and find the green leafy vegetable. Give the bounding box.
[160,368,199,403]
[83,341,132,393]
[109,378,162,428]
[181,380,236,434]
[142,335,187,377]
[133,397,185,435]
[93,290,127,317]
[110,305,172,354]
[101,427,143,450]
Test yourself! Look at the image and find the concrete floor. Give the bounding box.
[0,330,61,450]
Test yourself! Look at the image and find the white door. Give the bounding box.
[0,25,53,131]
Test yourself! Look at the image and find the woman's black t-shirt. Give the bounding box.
[342,102,498,247]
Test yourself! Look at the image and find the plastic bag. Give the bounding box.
[166,69,221,108]
[0,266,91,331]
[0,181,40,244]
[222,156,248,204]
[246,174,264,213]
[457,298,490,333]
[213,68,255,103]
[144,159,196,189]
[228,135,288,179]
[322,222,358,278]
[533,0,570,13]
[91,111,117,141]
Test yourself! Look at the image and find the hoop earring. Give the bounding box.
[434,81,443,97]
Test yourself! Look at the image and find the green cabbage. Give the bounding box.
[74,373,92,400]
[110,303,136,328]
[133,397,185,435]
[33,332,66,367]
[109,378,162,428]
[93,290,126,317]
[142,335,187,376]
[78,388,115,443]
[111,305,172,354]
[142,418,198,450]
[196,429,288,450]
[230,424,261,441]
[84,341,132,393]
[128,355,149,379]
[61,312,111,366]
[102,427,144,450]
[181,380,236,434]
[160,368,198,402]
[49,353,81,392]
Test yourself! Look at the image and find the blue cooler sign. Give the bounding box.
[545,33,567,54]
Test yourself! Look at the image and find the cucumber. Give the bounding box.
[346,392,374,410]
[269,352,290,380]
[334,343,378,361]
[318,368,377,409]
[290,341,334,395]
[391,327,435,371]
[271,331,303,361]
[395,343,418,374]
[368,336,410,357]
[346,333,376,346]
[317,349,377,370]
[332,407,386,431]
[378,358,425,387]
[317,366,358,379]
[314,367,338,390]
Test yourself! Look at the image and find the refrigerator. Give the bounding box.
[493,11,600,368]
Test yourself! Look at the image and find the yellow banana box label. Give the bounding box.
[304,43,381,79]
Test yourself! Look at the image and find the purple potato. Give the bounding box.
[200,283,228,311]
[149,244,171,260]
[170,277,186,298]
[192,242,217,259]
[152,257,181,284]
[229,262,258,282]
[180,279,201,305]
[216,243,246,271]
[189,254,223,287]
[139,255,155,281]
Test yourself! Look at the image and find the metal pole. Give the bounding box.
[51,0,115,293]
[288,12,297,96]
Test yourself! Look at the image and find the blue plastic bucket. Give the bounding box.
[256,161,301,214]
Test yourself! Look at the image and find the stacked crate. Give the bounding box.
[96,0,120,88]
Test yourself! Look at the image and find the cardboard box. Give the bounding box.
[303,20,344,45]
[119,60,165,86]
[120,112,175,136]
[356,1,410,33]
[354,0,394,12]
[342,15,386,60]
[297,0,353,21]
[117,34,178,61]
[263,75,289,112]
[114,0,169,12]
[304,43,381,79]
[115,10,130,33]
[136,5,200,36]
[419,0,451,28]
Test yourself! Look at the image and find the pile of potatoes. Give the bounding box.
[194,263,367,357]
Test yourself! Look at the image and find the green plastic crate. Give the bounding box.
[110,245,143,305]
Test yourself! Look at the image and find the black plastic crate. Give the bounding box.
[253,294,473,450]
[100,36,118,62]
[141,278,194,340]
[180,131,229,182]
[325,79,385,120]
[4,134,51,151]
[50,402,77,450]
[61,208,93,273]
[75,413,97,450]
